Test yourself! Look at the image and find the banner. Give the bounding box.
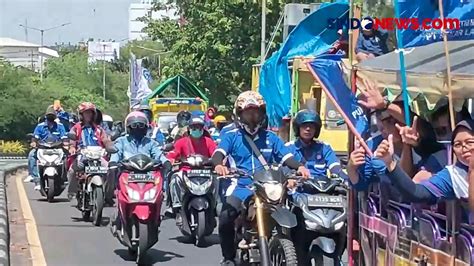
[87,41,120,64]
[398,0,474,47]
[129,52,152,108]
[308,55,368,136]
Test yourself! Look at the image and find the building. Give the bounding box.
[128,0,178,41]
[0,37,59,72]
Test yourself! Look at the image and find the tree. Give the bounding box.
[142,0,313,105]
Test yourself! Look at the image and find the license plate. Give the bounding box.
[85,166,108,174]
[188,169,212,176]
[307,195,344,208]
[128,173,154,183]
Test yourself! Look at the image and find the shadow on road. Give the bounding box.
[36,198,71,203]
[70,216,110,226]
[114,248,184,264]
[169,233,220,248]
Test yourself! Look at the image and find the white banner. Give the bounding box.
[87,41,120,64]
[129,52,152,108]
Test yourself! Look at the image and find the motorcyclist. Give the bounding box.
[212,91,310,265]
[210,115,227,141]
[166,116,217,223]
[31,105,68,190]
[137,103,166,146]
[67,102,111,200]
[170,110,192,141]
[285,109,349,265]
[102,114,114,135]
[205,107,217,127]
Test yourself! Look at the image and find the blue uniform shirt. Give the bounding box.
[79,126,100,148]
[33,122,67,142]
[110,135,169,164]
[285,139,340,178]
[421,162,469,201]
[355,29,389,56]
[216,128,293,175]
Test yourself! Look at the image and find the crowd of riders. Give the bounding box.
[24,80,474,265]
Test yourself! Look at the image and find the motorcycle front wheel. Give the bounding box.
[92,186,104,226]
[137,222,149,264]
[269,236,298,266]
[47,178,55,202]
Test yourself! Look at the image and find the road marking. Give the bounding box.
[16,174,47,266]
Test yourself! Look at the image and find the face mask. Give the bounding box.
[189,129,203,139]
[130,128,147,140]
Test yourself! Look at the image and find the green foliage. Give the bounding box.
[142,0,313,105]
[0,140,27,155]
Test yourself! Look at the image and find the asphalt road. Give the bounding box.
[21,178,222,266]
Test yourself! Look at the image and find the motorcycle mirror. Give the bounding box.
[162,143,174,152]
[109,130,121,141]
[106,146,118,154]
[67,132,77,141]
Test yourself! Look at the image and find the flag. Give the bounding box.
[129,52,153,108]
[259,2,349,127]
[308,55,368,136]
[142,67,153,83]
[398,0,474,47]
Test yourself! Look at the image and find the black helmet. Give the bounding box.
[177,111,192,127]
[293,109,322,138]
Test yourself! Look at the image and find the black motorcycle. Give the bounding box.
[175,155,217,246]
[232,168,298,266]
[290,175,348,266]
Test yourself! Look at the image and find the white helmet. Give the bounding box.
[102,114,113,122]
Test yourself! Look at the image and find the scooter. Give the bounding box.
[232,168,298,266]
[175,155,217,246]
[290,175,348,266]
[76,146,108,226]
[36,138,67,202]
[111,154,164,264]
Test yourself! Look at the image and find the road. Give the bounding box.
[15,172,221,266]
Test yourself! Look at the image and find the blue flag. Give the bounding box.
[309,55,368,136]
[398,0,474,47]
[259,2,349,127]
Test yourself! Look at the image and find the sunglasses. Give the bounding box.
[129,123,147,129]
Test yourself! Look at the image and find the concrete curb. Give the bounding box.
[0,162,28,266]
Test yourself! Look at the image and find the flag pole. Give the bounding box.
[437,1,457,264]
[393,0,412,126]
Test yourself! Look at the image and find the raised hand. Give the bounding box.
[357,78,386,110]
[348,140,366,171]
[375,134,395,170]
[395,116,420,147]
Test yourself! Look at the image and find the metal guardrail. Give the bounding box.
[0,159,28,266]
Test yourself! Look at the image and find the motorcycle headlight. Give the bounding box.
[263,183,283,202]
[184,176,212,196]
[126,187,140,201]
[82,148,105,160]
[38,149,63,164]
[143,188,157,201]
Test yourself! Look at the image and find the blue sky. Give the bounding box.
[0,0,135,45]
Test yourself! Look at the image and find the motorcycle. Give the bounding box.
[289,175,348,265]
[76,146,108,226]
[231,168,298,266]
[111,154,164,264]
[174,155,217,246]
[36,138,67,202]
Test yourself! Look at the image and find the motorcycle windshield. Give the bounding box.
[253,169,285,183]
[38,140,63,149]
[122,154,155,172]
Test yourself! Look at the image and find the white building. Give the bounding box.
[128,0,178,41]
[0,37,59,72]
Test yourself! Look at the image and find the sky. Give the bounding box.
[0,0,136,46]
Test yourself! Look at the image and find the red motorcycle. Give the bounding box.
[110,154,164,263]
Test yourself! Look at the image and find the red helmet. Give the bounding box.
[77,102,96,114]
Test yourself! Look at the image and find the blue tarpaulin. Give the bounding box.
[259,2,349,127]
[399,0,474,47]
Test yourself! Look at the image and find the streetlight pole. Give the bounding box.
[260,0,266,64]
[102,44,106,101]
[19,23,71,82]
